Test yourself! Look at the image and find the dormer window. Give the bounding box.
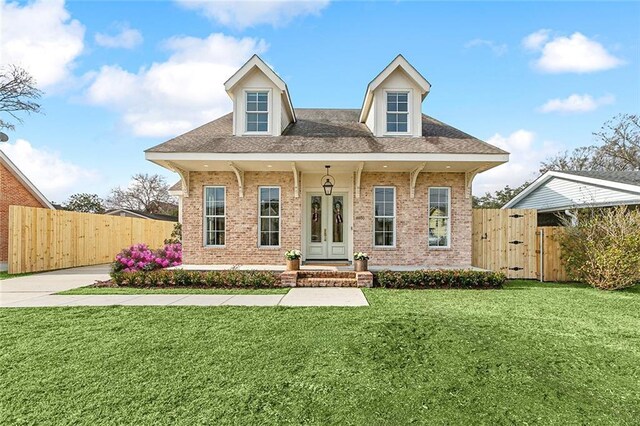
[246,91,269,133]
[386,91,409,133]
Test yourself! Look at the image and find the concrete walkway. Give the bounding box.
[0,265,369,307]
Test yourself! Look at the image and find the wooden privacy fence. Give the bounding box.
[8,206,176,274]
[472,209,569,281]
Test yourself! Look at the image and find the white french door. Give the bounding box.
[305,192,348,260]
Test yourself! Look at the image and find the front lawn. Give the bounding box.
[1,281,638,424]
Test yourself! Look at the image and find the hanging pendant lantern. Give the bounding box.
[321,165,335,196]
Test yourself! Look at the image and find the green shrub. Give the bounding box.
[559,206,640,290]
[111,269,279,288]
[374,269,505,289]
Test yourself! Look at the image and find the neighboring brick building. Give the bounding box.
[0,150,54,271]
[146,55,509,267]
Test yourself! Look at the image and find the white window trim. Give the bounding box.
[243,89,271,135]
[203,186,226,248]
[428,186,451,249]
[383,89,411,136]
[258,186,281,248]
[372,186,396,248]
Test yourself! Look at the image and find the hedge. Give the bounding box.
[111,269,280,288]
[374,269,505,289]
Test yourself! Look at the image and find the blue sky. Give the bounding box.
[1,0,638,202]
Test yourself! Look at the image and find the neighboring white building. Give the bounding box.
[503,170,640,224]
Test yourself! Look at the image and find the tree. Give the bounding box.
[473,181,530,209]
[0,65,43,131]
[64,193,106,214]
[107,173,176,214]
[540,114,640,173]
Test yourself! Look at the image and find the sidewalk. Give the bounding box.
[0,266,369,307]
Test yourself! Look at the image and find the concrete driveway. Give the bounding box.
[0,265,110,305]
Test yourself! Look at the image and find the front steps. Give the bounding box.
[280,270,373,288]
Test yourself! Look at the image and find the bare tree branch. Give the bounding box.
[0,65,43,131]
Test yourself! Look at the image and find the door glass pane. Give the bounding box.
[332,196,344,243]
[310,196,322,243]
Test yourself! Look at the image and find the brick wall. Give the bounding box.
[183,170,471,267]
[353,172,471,266]
[182,171,302,264]
[0,163,49,263]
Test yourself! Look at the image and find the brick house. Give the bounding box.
[0,150,54,271]
[146,55,508,267]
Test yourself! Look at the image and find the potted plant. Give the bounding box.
[354,252,369,272]
[284,249,302,271]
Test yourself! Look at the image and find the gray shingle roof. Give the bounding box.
[145,109,507,155]
[558,170,640,186]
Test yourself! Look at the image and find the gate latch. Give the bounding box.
[509,240,524,245]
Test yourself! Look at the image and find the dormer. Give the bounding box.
[224,55,296,136]
[359,55,431,137]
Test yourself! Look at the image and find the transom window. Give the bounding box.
[374,187,395,247]
[428,187,450,248]
[259,187,280,247]
[246,91,269,133]
[204,187,225,246]
[386,91,409,133]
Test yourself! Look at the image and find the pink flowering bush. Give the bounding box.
[112,243,182,273]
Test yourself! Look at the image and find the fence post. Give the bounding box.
[539,227,544,282]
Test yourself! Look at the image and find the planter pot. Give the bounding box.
[286,258,300,271]
[354,259,368,272]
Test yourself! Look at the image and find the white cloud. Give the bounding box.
[85,33,268,137]
[474,130,561,195]
[522,30,623,73]
[95,24,143,49]
[538,93,615,114]
[175,0,329,29]
[0,139,99,202]
[465,39,508,56]
[0,0,85,88]
[522,29,550,51]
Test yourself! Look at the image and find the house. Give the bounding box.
[0,150,54,271]
[104,208,178,222]
[145,55,508,267]
[503,170,640,225]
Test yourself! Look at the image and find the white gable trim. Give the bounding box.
[359,54,431,123]
[0,150,54,209]
[224,54,296,123]
[502,170,640,209]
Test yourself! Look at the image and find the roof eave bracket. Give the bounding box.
[355,162,365,198]
[410,163,427,199]
[465,168,482,199]
[167,161,190,198]
[229,162,244,198]
[291,162,299,198]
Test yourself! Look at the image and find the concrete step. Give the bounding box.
[296,277,358,287]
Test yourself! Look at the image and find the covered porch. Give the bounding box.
[148,153,505,265]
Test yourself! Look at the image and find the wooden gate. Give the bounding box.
[472,209,538,279]
[538,226,568,282]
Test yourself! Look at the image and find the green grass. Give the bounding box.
[57,286,290,295]
[1,281,639,425]
[0,271,32,280]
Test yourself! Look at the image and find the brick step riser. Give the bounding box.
[296,279,358,288]
[297,272,356,279]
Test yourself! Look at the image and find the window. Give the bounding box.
[246,91,269,133]
[374,187,395,247]
[204,187,225,246]
[386,91,409,133]
[428,187,450,248]
[259,187,280,247]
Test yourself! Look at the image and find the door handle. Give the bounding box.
[324,228,327,242]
